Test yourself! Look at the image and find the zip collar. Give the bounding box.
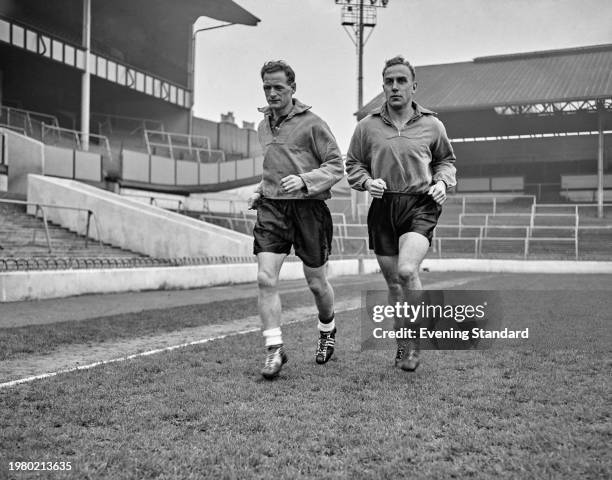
[373,101,436,127]
[258,98,312,122]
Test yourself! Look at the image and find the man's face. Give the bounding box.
[263,71,295,114]
[383,64,417,110]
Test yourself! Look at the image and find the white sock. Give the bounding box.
[318,318,335,333]
[263,327,283,347]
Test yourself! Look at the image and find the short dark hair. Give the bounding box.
[382,56,416,81]
[260,60,296,84]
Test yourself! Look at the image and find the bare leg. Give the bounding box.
[375,254,402,329]
[304,262,337,364]
[377,233,431,370]
[397,232,430,295]
[396,231,431,318]
[258,252,289,379]
[376,254,409,366]
[395,232,431,371]
[303,262,334,321]
[376,233,431,309]
[257,252,286,331]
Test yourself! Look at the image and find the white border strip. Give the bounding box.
[0,259,371,302]
[1,258,611,302]
[422,259,612,274]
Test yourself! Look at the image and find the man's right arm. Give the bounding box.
[345,123,372,192]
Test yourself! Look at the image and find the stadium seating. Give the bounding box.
[0,201,147,270]
[182,192,612,261]
[1,106,262,192]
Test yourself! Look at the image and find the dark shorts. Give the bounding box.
[367,193,442,256]
[253,198,333,268]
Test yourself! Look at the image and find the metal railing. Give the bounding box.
[152,193,586,260]
[41,124,113,164]
[333,236,369,256]
[120,192,186,213]
[198,213,255,235]
[126,196,347,245]
[145,128,210,150]
[143,129,226,163]
[0,124,27,136]
[201,197,250,215]
[120,193,261,217]
[534,203,612,219]
[91,112,164,138]
[435,207,581,259]
[119,193,261,232]
[0,106,60,140]
[0,199,103,253]
[447,194,536,215]
[354,194,537,222]
[434,236,481,258]
[134,200,350,248]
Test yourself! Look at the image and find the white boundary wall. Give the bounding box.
[2,258,611,302]
[422,259,612,274]
[0,259,369,302]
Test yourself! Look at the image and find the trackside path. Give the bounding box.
[0,273,411,328]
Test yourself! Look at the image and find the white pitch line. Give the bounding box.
[0,327,262,389]
[0,275,485,389]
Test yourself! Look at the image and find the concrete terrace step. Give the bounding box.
[0,201,147,260]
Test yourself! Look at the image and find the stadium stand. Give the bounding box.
[0,0,610,281]
[0,1,263,194]
[357,44,612,205]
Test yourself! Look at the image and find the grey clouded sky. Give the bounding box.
[193,0,612,151]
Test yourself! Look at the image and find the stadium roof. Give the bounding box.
[358,44,612,118]
[0,0,260,86]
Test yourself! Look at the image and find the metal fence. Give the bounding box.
[0,255,265,272]
[126,194,611,261]
[143,129,225,163]
[0,106,59,140]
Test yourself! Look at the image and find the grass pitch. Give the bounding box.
[0,281,367,362]
[0,275,610,479]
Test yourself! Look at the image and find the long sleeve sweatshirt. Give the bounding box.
[256,99,344,200]
[345,102,456,194]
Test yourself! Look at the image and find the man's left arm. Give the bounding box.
[430,119,457,191]
[297,122,344,196]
